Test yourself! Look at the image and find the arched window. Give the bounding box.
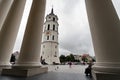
[43,45,45,48]
[54,52,57,57]
[47,24,50,30]
[47,36,49,40]
[53,25,55,30]
[53,17,55,21]
[52,35,54,40]
[55,45,57,48]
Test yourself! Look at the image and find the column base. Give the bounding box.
[92,62,120,80]
[1,66,48,77]
[0,64,12,71]
[92,70,120,80]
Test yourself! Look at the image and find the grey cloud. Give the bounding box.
[59,30,93,55]
[63,0,80,14]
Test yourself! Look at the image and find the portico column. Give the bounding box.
[85,0,120,80]
[15,0,46,67]
[0,0,26,67]
[0,0,13,30]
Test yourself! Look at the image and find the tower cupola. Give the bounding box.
[46,8,58,22]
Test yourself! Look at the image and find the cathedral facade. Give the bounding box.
[40,8,60,64]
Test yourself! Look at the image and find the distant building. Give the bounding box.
[73,55,82,61]
[82,54,93,63]
[73,54,94,63]
[40,8,60,64]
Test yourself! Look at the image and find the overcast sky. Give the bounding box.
[13,0,120,56]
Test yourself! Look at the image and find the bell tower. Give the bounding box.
[40,8,60,64]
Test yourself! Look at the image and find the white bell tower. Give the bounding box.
[40,8,60,64]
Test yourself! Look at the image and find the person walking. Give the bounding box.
[68,61,72,68]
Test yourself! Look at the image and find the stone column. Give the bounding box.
[85,0,120,80]
[15,0,46,67]
[0,0,26,67]
[0,0,13,30]
[4,0,48,76]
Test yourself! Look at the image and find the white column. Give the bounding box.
[0,0,13,30]
[15,0,46,67]
[0,0,26,66]
[85,0,120,80]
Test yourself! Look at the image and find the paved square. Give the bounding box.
[0,65,93,80]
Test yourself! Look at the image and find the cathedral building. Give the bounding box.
[40,8,60,64]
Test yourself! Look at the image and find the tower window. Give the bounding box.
[47,36,49,40]
[54,52,57,57]
[53,25,55,30]
[43,45,45,48]
[52,35,54,40]
[42,51,44,54]
[55,45,57,48]
[53,17,55,21]
[48,24,50,30]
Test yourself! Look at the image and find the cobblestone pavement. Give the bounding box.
[0,65,93,80]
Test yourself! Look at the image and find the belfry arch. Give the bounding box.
[0,0,120,80]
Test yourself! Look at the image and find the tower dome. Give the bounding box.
[40,8,60,64]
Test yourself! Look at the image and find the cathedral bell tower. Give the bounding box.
[40,8,60,64]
